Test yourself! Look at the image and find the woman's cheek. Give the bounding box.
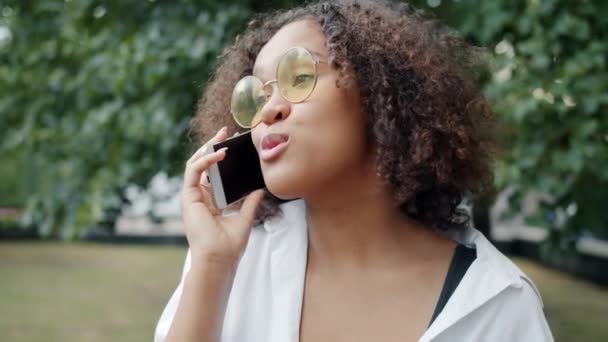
[250,127,262,154]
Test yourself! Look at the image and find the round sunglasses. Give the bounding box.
[230,46,327,129]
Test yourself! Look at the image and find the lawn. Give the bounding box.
[0,242,185,342]
[1,241,606,341]
[517,257,608,341]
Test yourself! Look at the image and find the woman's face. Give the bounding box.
[250,19,368,200]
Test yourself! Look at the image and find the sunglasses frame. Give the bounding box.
[231,46,327,129]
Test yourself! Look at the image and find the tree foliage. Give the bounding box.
[1,0,252,238]
[404,0,607,245]
[2,0,607,243]
[445,0,608,243]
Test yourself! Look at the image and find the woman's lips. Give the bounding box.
[260,133,290,161]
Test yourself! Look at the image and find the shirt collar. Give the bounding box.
[420,226,544,341]
[261,199,307,234]
[260,199,543,341]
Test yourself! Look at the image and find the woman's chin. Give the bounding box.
[264,180,301,200]
[262,169,305,200]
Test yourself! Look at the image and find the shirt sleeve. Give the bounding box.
[154,249,192,342]
[500,278,555,342]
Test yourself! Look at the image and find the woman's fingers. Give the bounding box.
[187,127,228,165]
[183,148,228,189]
[181,126,233,215]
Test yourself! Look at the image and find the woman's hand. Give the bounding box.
[181,127,265,267]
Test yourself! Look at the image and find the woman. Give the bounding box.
[155,1,553,341]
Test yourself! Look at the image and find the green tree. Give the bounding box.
[1,0,252,238]
[418,0,608,244]
[2,0,607,244]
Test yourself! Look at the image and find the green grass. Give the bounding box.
[0,242,606,341]
[515,257,608,341]
[0,242,186,342]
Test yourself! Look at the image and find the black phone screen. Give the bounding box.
[212,132,266,204]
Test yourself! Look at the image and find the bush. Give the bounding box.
[2,0,606,243]
[0,0,251,239]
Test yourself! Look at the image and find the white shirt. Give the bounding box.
[155,199,554,341]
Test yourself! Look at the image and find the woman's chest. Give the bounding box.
[298,269,445,342]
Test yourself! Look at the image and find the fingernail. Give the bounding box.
[215,127,227,137]
[218,147,228,153]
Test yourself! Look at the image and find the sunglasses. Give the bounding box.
[230,46,327,129]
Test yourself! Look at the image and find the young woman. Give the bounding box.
[155,1,553,341]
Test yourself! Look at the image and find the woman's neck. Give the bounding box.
[303,163,452,275]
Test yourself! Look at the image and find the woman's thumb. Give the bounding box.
[239,189,265,223]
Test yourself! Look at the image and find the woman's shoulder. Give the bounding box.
[472,229,544,306]
[423,227,553,341]
[444,226,543,305]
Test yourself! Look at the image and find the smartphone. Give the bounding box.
[205,131,266,209]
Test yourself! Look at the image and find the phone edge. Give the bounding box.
[206,149,228,209]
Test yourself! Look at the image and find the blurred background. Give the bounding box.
[1,0,606,341]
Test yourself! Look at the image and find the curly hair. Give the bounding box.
[190,0,495,232]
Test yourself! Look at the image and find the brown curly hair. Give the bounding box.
[190,0,495,232]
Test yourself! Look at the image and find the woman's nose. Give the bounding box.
[259,84,291,125]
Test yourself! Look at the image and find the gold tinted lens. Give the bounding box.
[277,47,316,103]
[230,76,267,128]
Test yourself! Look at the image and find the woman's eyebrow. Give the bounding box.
[252,59,275,80]
[252,48,327,78]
